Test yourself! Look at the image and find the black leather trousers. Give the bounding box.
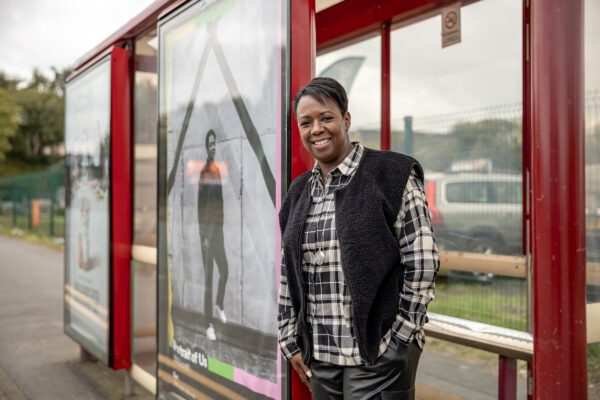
[309,336,422,400]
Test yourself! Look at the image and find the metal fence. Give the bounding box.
[0,168,65,238]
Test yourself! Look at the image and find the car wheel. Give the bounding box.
[474,239,495,256]
[472,238,496,282]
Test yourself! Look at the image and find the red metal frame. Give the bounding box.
[316,0,458,52]
[290,0,316,181]
[499,356,517,400]
[110,47,132,370]
[289,0,315,397]
[530,0,587,398]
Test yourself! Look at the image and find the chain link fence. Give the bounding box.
[0,168,65,238]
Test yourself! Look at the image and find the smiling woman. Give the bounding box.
[279,76,439,399]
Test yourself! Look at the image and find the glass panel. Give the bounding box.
[133,30,158,248]
[585,0,600,392]
[585,0,600,301]
[131,29,158,376]
[391,0,525,333]
[316,36,382,149]
[446,182,488,204]
[391,0,522,257]
[132,260,157,375]
[64,56,111,363]
[157,0,287,398]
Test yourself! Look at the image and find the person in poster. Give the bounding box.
[197,129,229,341]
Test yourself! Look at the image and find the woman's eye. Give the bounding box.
[300,121,311,128]
[322,116,332,122]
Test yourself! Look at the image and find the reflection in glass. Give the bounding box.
[132,30,158,375]
[391,0,522,257]
[317,36,381,149]
[132,260,157,375]
[134,30,158,247]
[390,0,525,333]
[64,56,112,362]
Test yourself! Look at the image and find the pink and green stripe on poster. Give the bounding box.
[207,357,280,400]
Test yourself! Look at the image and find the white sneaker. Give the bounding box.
[216,306,227,324]
[206,324,216,341]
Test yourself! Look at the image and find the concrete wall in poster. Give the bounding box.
[166,0,280,336]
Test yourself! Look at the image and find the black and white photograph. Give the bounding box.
[158,0,284,398]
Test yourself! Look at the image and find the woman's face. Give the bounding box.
[296,94,351,168]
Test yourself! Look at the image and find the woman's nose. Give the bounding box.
[311,120,323,134]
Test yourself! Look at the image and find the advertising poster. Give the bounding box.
[157,0,285,398]
[64,57,111,363]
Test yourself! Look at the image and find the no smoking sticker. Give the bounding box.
[441,3,461,48]
[445,11,458,29]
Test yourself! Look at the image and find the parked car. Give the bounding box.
[424,172,523,257]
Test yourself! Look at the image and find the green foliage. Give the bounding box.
[11,87,64,163]
[0,88,20,161]
[428,276,527,331]
[405,117,523,173]
[0,67,72,170]
[448,119,522,173]
[0,71,21,91]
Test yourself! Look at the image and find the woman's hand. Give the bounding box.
[290,352,312,391]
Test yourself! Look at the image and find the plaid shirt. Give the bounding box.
[278,143,439,366]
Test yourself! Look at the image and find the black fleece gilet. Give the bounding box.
[279,148,423,366]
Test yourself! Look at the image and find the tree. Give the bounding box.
[10,87,64,163]
[0,72,21,91]
[49,66,73,97]
[5,66,71,164]
[0,88,19,161]
[449,119,522,173]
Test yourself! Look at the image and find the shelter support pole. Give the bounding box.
[498,356,517,400]
[290,0,316,180]
[530,0,587,398]
[289,1,315,399]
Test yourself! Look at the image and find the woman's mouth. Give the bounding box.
[311,138,331,149]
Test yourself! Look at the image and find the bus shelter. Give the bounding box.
[63,0,599,399]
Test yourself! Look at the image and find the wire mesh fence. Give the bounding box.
[0,168,65,238]
[393,101,528,331]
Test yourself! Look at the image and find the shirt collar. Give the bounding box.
[311,142,363,179]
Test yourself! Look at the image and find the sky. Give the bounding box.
[0,0,156,81]
[316,0,523,130]
[1,0,597,126]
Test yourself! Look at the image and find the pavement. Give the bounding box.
[0,234,529,400]
[0,235,152,400]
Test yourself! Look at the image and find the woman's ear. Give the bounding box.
[344,111,351,133]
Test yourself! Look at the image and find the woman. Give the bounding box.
[278,77,439,399]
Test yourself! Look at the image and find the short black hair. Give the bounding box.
[293,77,348,117]
[205,129,216,148]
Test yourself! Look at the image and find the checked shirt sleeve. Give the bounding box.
[391,171,440,346]
[277,248,301,359]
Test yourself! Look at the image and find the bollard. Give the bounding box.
[31,200,40,228]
